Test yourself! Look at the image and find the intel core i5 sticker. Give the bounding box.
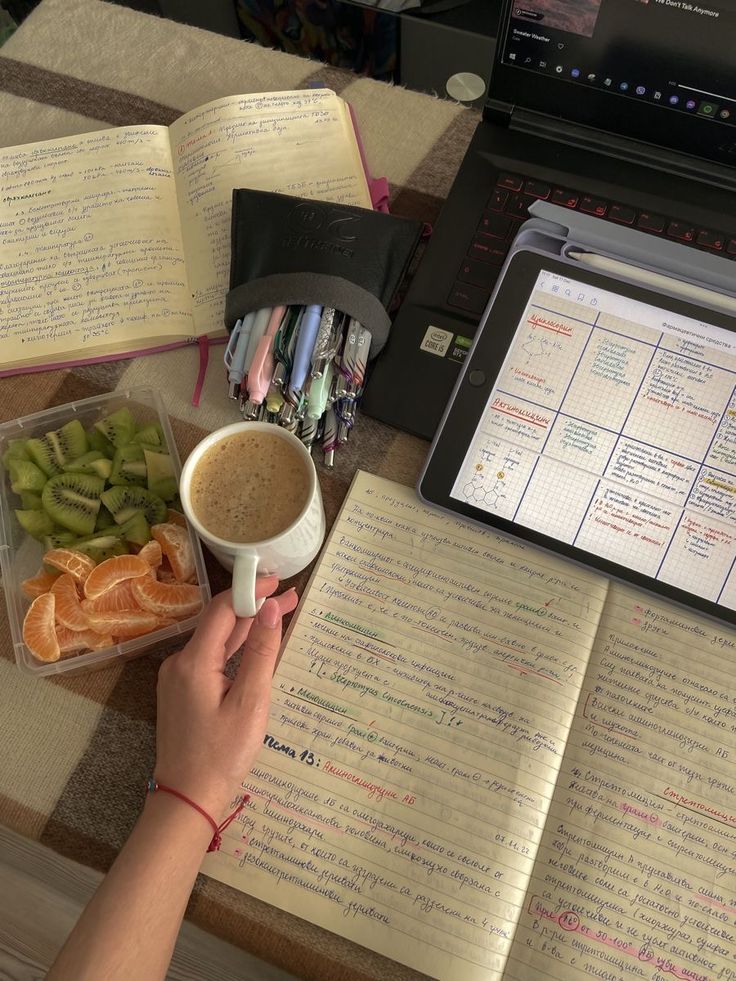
[420,326,454,357]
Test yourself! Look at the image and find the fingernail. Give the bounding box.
[256,597,280,629]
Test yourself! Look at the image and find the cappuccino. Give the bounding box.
[189,429,310,542]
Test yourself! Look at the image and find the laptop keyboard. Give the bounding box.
[449,171,736,315]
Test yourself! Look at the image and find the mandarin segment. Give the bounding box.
[81,576,148,615]
[131,577,203,619]
[44,548,96,584]
[138,539,162,569]
[86,609,167,639]
[56,625,115,654]
[166,508,187,527]
[21,567,61,600]
[23,592,60,662]
[151,523,195,583]
[84,554,151,600]
[51,573,91,631]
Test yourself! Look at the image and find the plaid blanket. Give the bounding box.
[0,2,478,978]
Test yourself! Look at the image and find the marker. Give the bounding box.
[225,312,255,398]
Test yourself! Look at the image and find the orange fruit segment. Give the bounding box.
[138,540,162,569]
[86,609,167,639]
[132,577,203,619]
[51,573,91,631]
[23,593,60,662]
[84,554,151,600]
[82,576,148,614]
[56,625,114,654]
[22,568,61,600]
[166,508,187,527]
[151,523,195,584]
[44,548,96,585]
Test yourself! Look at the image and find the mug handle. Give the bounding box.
[232,553,260,618]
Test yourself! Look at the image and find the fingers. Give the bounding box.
[223,578,285,658]
[228,598,284,705]
[227,586,297,653]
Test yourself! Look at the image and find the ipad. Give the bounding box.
[419,249,736,627]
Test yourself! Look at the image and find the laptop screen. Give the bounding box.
[492,0,736,167]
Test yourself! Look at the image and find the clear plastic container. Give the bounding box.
[0,387,211,678]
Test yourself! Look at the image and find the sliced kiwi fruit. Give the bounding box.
[94,407,136,449]
[42,472,104,536]
[2,438,31,469]
[20,490,43,510]
[8,458,47,493]
[15,508,55,540]
[26,419,88,477]
[144,449,177,501]
[63,450,113,480]
[109,444,147,487]
[94,504,117,531]
[101,485,167,526]
[87,426,115,458]
[132,423,165,448]
[118,511,150,546]
[43,529,77,550]
[72,533,129,564]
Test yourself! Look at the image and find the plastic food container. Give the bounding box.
[0,388,211,678]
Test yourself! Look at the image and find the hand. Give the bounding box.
[154,579,298,821]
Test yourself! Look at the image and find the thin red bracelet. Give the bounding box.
[147,779,249,852]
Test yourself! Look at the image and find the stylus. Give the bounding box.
[568,250,736,318]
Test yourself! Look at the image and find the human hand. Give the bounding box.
[154,579,298,821]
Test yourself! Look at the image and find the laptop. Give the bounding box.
[362,0,736,440]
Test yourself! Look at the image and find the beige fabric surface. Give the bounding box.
[0,3,479,978]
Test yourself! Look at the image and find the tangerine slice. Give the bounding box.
[56,625,114,654]
[138,540,162,569]
[82,575,148,614]
[21,567,61,599]
[84,554,151,600]
[86,609,164,639]
[23,592,60,662]
[132,577,203,619]
[166,508,187,527]
[151,523,195,583]
[51,573,91,631]
[44,548,96,585]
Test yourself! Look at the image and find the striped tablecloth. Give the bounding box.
[0,3,477,977]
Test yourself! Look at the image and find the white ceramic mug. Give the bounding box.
[179,422,326,618]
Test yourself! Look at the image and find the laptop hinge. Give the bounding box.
[508,107,736,192]
[483,99,513,126]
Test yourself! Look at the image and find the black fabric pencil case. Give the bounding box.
[226,189,422,357]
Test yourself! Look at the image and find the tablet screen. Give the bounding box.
[448,265,736,613]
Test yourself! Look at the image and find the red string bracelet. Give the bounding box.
[147,779,249,852]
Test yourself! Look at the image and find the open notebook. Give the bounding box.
[202,470,736,980]
[0,90,372,374]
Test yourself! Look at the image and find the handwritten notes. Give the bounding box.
[203,471,609,979]
[168,90,372,334]
[0,127,193,367]
[511,582,736,981]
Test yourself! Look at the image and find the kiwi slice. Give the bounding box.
[73,533,129,564]
[63,451,113,480]
[101,485,167,526]
[2,438,30,469]
[8,458,47,493]
[41,472,104,536]
[15,508,55,540]
[119,511,150,546]
[133,423,165,448]
[95,504,117,531]
[87,427,115,458]
[20,490,43,510]
[26,419,88,477]
[109,444,147,487]
[144,449,177,501]
[94,407,136,449]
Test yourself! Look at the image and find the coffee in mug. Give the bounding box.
[179,422,325,618]
[189,429,310,542]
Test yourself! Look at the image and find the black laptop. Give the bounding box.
[363,0,736,440]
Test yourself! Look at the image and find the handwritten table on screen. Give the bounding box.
[203,471,736,981]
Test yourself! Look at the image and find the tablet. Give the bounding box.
[419,249,736,627]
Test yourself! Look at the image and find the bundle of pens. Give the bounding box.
[224,304,370,467]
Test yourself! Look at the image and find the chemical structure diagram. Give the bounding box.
[521,331,564,365]
[462,449,522,509]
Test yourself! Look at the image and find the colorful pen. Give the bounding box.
[225,312,255,399]
[310,307,336,379]
[322,407,338,468]
[241,305,286,418]
[289,304,323,396]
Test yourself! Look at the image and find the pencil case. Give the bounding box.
[225,189,423,358]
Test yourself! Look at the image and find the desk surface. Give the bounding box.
[0,1,478,978]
